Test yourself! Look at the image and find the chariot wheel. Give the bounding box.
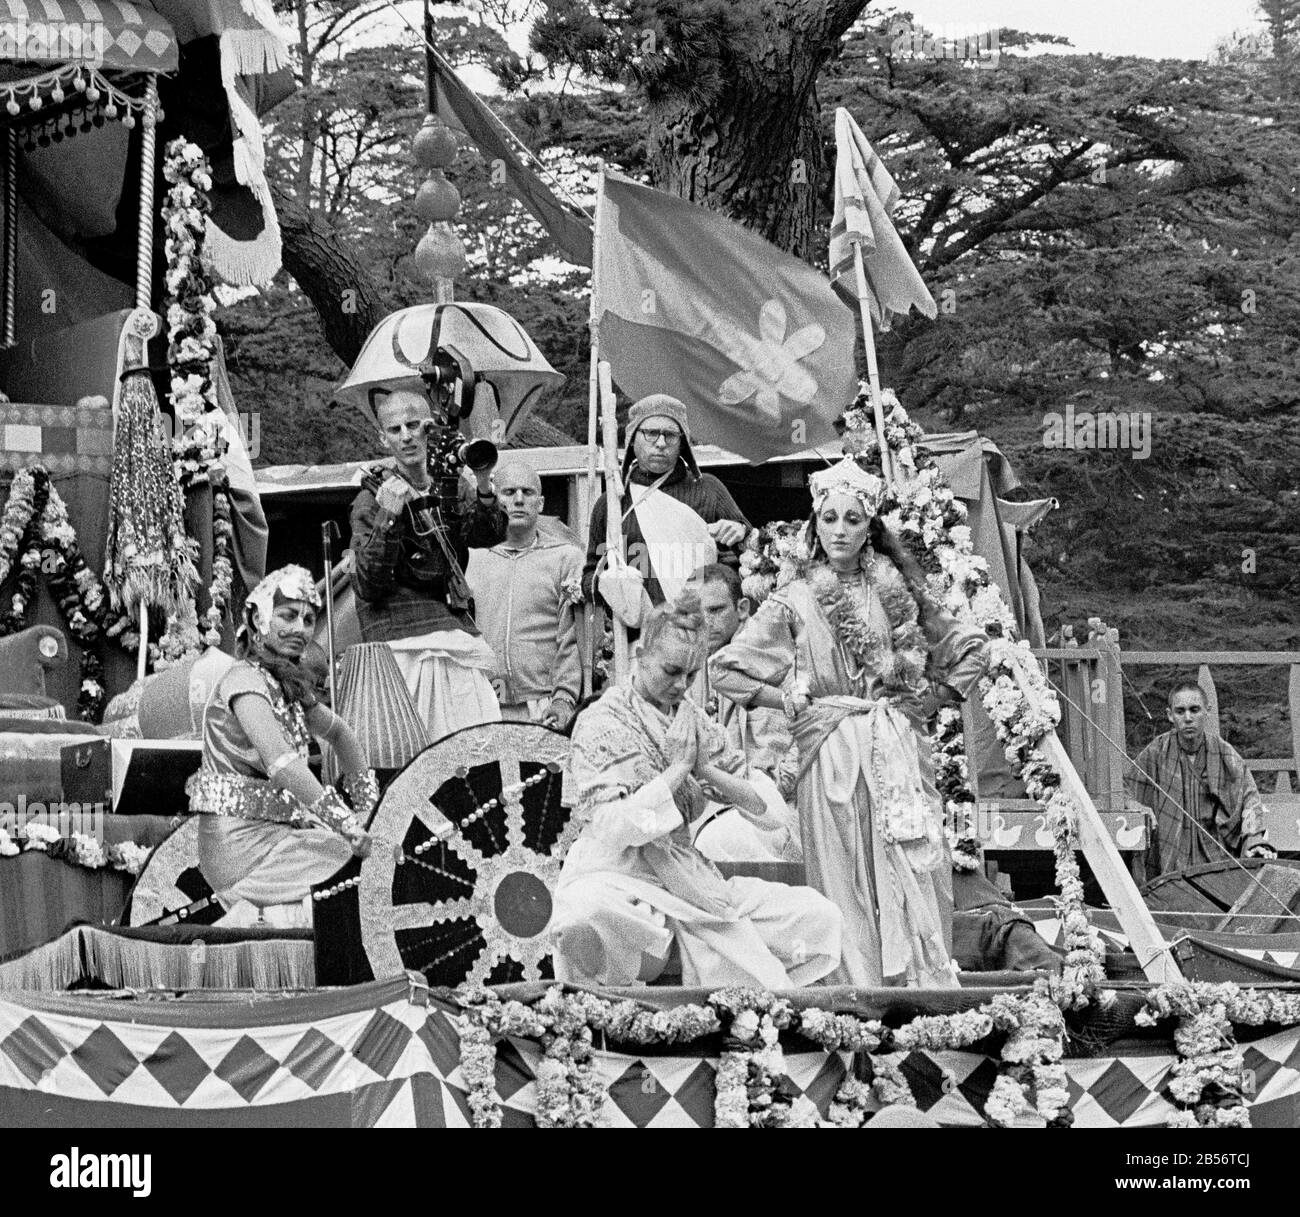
[358,720,580,986]
[123,818,220,926]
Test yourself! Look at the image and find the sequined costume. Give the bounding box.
[187,661,356,908]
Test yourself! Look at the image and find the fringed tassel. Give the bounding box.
[0,929,84,990]
[205,208,282,288]
[103,369,200,616]
[0,926,314,991]
[219,27,291,80]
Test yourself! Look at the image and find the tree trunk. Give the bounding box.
[645,0,869,258]
[274,184,385,365]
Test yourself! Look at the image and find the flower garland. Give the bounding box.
[452,978,1099,1128]
[162,138,223,488]
[0,467,139,721]
[1134,982,1291,1128]
[932,705,980,871]
[204,469,235,646]
[3,823,149,875]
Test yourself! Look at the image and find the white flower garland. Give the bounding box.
[6,823,148,875]
[161,137,233,656]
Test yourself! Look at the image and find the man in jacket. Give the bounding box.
[349,388,505,739]
[467,459,583,731]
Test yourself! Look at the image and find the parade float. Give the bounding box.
[2,10,1300,1131]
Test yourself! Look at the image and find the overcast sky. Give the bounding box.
[371,0,1266,66]
[906,0,1261,60]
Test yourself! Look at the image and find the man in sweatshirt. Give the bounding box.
[467,459,584,731]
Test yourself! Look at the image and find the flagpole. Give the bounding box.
[599,358,630,682]
[583,165,605,697]
[852,242,895,487]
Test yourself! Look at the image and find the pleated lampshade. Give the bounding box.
[334,643,431,771]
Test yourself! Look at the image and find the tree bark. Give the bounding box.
[645,0,870,258]
[274,184,386,365]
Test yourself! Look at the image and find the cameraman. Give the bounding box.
[349,388,505,738]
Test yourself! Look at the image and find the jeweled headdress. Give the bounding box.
[809,456,886,515]
[246,564,321,634]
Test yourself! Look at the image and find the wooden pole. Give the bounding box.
[852,243,895,487]
[3,126,16,348]
[134,77,160,680]
[598,359,629,681]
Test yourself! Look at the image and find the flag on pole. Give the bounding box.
[593,170,857,463]
[429,48,594,268]
[830,108,937,331]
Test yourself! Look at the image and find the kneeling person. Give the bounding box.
[551,592,841,988]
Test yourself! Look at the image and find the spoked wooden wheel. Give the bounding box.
[358,721,580,986]
[123,818,220,926]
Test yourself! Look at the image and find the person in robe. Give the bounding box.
[551,590,842,988]
[687,563,802,863]
[710,457,990,989]
[186,566,377,925]
[1129,680,1275,881]
[583,394,750,630]
[350,387,505,739]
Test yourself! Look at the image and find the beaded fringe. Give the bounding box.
[0,925,315,991]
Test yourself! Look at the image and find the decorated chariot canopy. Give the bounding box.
[0,0,290,357]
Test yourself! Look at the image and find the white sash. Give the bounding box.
[630,486,717,604]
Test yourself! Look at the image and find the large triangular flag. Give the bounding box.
[830,108,937,332]
[430,48,594,268]
[594,170,857,463]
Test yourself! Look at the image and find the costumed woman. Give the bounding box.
[186,566,377,925]
[552,590,842,988]
[711,458,989,988]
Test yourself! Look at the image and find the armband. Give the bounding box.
[340,769,381,821]
[318,709,345,746]
[267,751,300,781]
[309,788,361,839]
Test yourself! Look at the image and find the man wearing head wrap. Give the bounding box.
[582,394,752,629]
[185,566,377,926]
[349,388,506,739]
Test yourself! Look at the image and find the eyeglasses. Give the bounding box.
[637,428,682,446]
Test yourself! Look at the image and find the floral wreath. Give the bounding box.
[0,466,139,721]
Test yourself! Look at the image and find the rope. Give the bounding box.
[135,77,159,310]
[3,126,15,347]
[1043,671,1300,927]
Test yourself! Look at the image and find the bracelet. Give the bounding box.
[340,769,381,820]
[309,788,361,839]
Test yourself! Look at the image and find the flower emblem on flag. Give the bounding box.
[715,299,827,422]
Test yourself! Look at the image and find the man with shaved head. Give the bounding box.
[467,458,584,730]
[349,388,506,739]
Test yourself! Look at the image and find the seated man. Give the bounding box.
[1129,680,1275,881]
[552,591,841,988]
[689,563,801,863]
